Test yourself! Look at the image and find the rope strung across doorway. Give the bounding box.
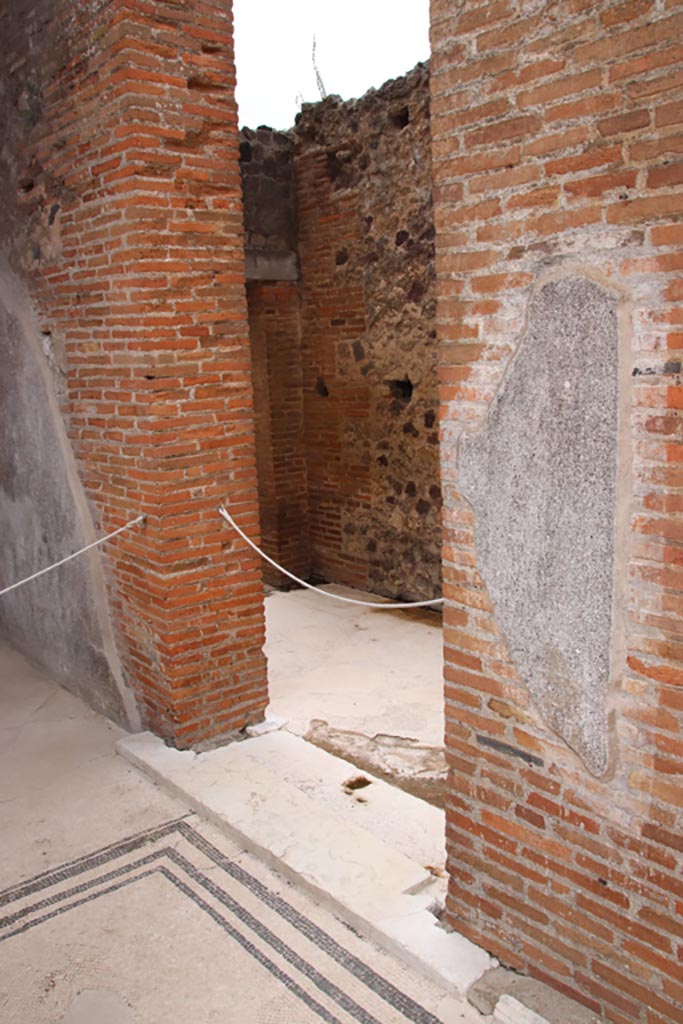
[0,514,146,597]
[218,505,445,610]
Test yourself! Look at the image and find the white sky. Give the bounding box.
[233,0,431,130]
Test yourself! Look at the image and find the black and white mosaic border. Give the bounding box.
[0,817,444,1024]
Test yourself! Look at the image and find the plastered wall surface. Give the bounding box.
[0,267,135,726]
[431,1,683,1020]
[459,277,620,777]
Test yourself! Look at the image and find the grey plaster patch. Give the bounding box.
[458,277,620,776]
[0,261,138,728]
[245,250,298,281]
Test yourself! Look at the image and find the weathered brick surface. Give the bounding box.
[431,1,683,1020]
[247,280,310,587]
[293,65,442,600]
[0,0,267,745]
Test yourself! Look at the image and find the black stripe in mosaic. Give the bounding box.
[165,848,384,1024]
[179,823,444,1024]
[0,868,159,942]
[0,816,189,904]
[161,866,348,1024]
[0,817,447,1024]
[2,849,381,1024]
[1,862,349,1024]
[0,850,167,932]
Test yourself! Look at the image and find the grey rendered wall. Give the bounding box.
[0,262,139,728]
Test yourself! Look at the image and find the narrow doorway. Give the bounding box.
[233,0,442,864]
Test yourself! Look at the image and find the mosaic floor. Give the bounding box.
[0,811,482,1024]
[0,642,484,1024]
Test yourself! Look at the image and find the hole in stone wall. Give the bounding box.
[315,377,329,397]
[390,106,410,129]
[406,280,425,303]
[327,151,342,182]
[335,249,349,266]
[387,377,413,404]
[239,140,253,162]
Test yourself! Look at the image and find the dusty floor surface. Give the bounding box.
[0,641,482,1024]
[264,585,447,805]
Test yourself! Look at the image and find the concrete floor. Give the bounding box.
[264,585,447,805]
[0,641,484,1024]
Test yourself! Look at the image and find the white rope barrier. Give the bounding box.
[218,505,444,610]
[0,514,146,598]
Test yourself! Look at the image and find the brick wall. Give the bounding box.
[293,65,442,600]
[431,1,683,1021]
[247,280,310,587]
[0,0,267,746]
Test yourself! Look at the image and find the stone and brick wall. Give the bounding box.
[0,0,267,745]
[4,1,683,1014]
[238,125,308,588]
[292,64,441,600]
[241,66,441,603]
[431,1,683,1021]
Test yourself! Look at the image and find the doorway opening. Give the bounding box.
[241,64,445,812]
[264,585,446,807]
[234,11,443,856]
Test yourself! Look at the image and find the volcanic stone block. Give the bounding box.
[458,277,620,776]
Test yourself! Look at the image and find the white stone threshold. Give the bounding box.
[117,728,492,997]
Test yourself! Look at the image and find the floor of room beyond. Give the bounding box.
[264,584,447,806]
[0,642,481,1024]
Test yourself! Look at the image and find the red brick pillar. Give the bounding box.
[27,0,267,745]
